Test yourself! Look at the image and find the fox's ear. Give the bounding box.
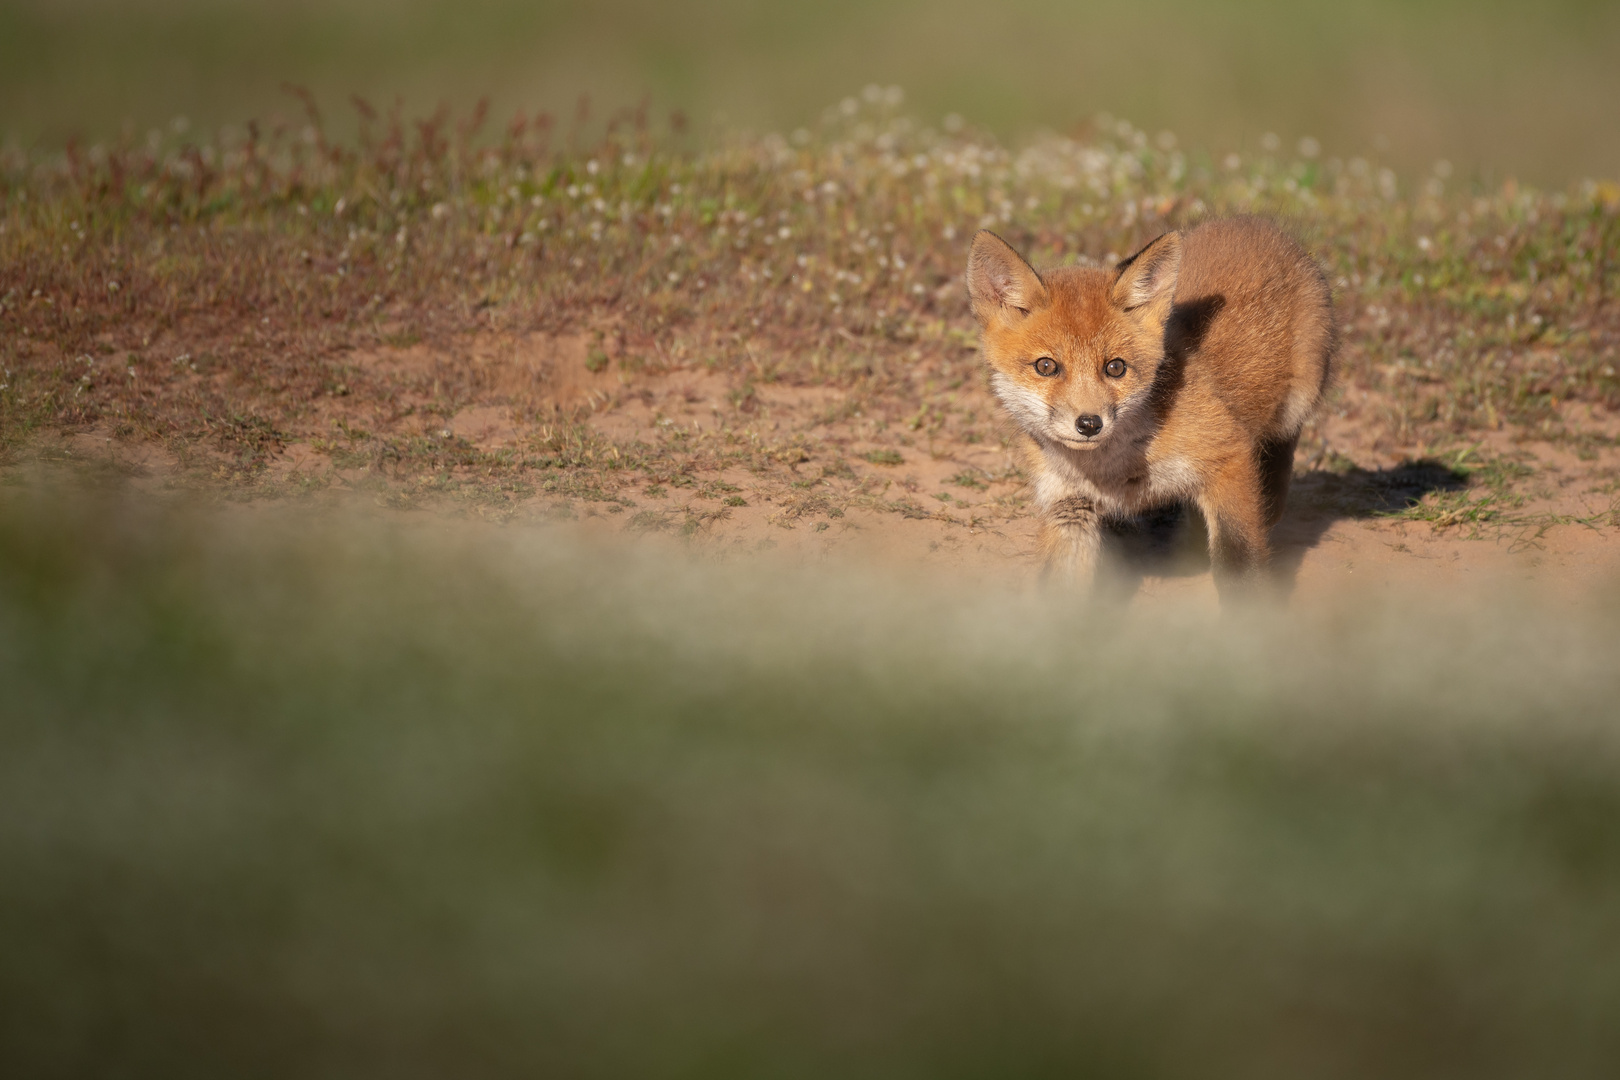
[967,231,1048,325]
[1111,232,1182,318]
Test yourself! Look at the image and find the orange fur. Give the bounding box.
[966,217,1337,597]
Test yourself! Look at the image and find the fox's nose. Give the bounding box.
[1076,414,1103,437]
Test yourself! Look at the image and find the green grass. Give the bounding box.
[1376,444,1620,535]
[4,476,1620,1078]
[3,1,1620,184]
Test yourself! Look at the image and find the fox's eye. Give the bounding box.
[1105,358,1127,378]
[1034,357,1058,377]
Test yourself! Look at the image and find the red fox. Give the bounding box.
[966,217,1336,596]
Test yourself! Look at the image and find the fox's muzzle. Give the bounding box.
[1076,414,1103,438]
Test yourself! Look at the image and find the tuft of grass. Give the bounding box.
[1379,444,1559,533]
[862,449,905,466]
[949,469,989,490]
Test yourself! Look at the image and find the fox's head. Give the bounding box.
[967,230,1181,450]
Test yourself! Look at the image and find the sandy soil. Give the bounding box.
[46,327,1620,605]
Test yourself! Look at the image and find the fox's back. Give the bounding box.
[1170,218,1335,437]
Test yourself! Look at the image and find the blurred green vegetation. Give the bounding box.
[2,0,1619,184]
[4,476,1620,1077]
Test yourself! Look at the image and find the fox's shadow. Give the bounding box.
[1098,459,1469,599]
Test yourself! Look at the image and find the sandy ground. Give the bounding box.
[45,327,1620,606]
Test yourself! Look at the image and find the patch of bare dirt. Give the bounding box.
[25,329,1620,603]
[58,424,179,480]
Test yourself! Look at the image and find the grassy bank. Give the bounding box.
[3,478,1620,1077]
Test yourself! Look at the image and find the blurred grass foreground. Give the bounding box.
[4,476,1620,1078]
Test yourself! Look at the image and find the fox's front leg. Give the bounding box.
[1197,453,1270,598]
[1037,494,1102,587]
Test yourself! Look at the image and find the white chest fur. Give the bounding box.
[1034,436,1202,517]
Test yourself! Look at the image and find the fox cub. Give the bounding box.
[967,217,1336,595]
